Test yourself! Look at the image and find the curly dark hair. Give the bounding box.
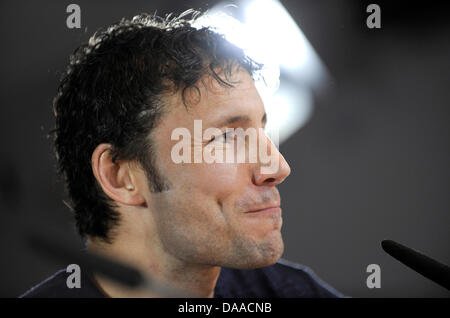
[52,9,262,243]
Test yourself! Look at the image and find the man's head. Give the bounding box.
[54,10,291,269]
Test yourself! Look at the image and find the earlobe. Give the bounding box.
[91,143,146,206]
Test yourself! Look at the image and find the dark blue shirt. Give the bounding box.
[20,258,345,298]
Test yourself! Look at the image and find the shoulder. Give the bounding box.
[271,258,346,297]
[19,268,104,298]
[215,258,346,298]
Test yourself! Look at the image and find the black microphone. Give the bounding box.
[381,240,450,290]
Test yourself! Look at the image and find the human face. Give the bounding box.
[146,69,291,269]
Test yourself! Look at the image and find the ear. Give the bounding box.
[91,143,146,206]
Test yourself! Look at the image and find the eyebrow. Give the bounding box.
[214,112,267,128]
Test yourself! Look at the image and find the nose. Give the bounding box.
[253,134,291,187]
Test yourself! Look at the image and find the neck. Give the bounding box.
[86,211,220,298]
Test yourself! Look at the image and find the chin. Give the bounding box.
[253,238,284,268]
[228,232,284,270]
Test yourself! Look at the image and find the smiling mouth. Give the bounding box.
[245,206,281,215]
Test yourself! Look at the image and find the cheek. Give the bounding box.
[153,163,248,245]
[154,162,246,229]
[171,161,247,200]
[150,171,239,262]
[155,159,252,236]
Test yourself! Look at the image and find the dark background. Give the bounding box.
[0,0,449,297]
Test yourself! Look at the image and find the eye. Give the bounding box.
[211,130,235,144]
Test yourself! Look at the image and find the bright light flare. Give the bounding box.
[192,0,328,143]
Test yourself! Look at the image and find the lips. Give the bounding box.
[245,205,281,215]
[239,188,282,216]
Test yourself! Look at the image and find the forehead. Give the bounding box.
[162,69,265,128]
